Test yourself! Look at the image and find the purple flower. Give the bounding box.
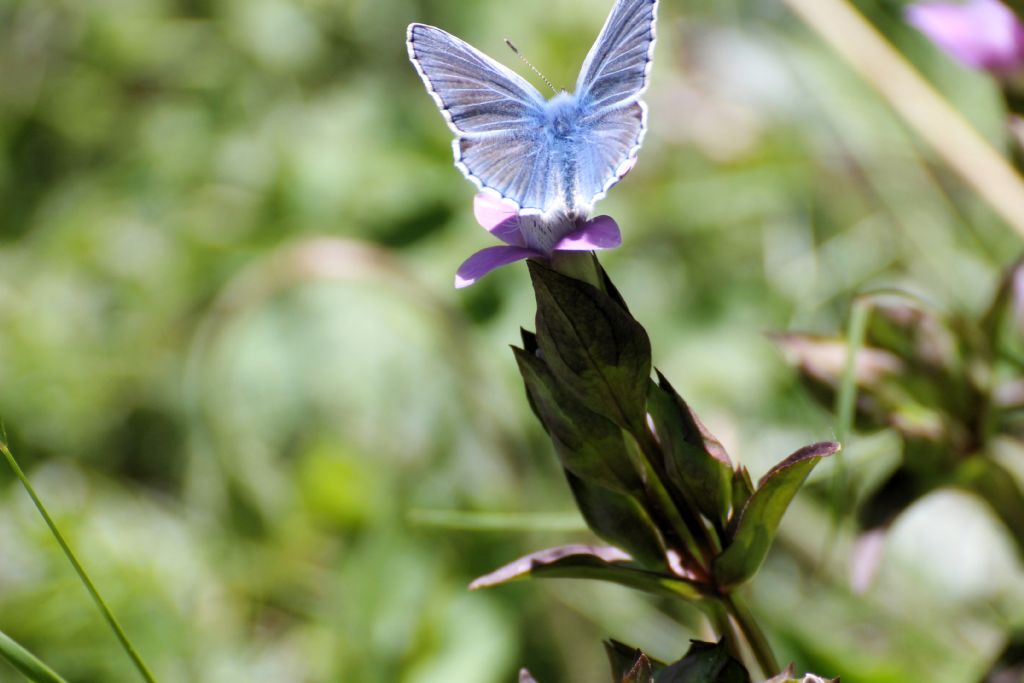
[906,0,1024,73]
[454,194,622,288]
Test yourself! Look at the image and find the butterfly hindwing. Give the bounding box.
[574,103,646,209]
[458,135,560,212]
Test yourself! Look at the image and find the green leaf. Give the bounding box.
[566,471,668,568]
[731,467,754,524]
[713,442,839,590]
[513,346,644,494]
[622,654,656,683]
[469,544,704,601]
[981,257,1024,343]
[648,372,733,529]
[655,640,750,683]
[606,641,666,682]
[0,629,71,683]
[770,332,901,430]
[528,260,652,431]
[861,295,971,418]
[595,258,633,313]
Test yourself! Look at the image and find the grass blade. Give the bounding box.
[0,436,159,683]
[0,629,71,683]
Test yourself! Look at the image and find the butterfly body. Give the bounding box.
[540,92,593,216]
[408,0,657,252]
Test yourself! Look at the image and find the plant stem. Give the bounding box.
[0,441,159,683]
[549,251,604,289]
[834,297,870,515]
[723,593,779,677]
[782,0,1024,239]
[700,601,744,664]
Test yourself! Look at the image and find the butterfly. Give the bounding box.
[407,0,658,253]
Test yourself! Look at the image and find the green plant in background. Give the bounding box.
[3,0,1024,680]
[776,1,1024,679]
[776,269,1024,570]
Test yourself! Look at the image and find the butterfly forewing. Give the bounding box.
[408,24,565,212]
[568,0,657,210]
[575,0,658,110]
[407,24,546,133]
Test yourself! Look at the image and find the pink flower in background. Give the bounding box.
[906,0,1024,73]
[454,194,622,288]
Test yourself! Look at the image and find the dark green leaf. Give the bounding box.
[0,629,71,683]
[863,296,973,418]
[731,467,754,524]
[514,346,644,494]
[614,651,655,683]
[469,544,704,601]
[864,295,950,364]
[522,328,540,354]
[606,640,666,682]
[648,372,733,528]
[519,330,544,422]
[596,258,632,313]
[622,654,655,683]
[607,641,647,681]
[655,640,750,683]
[714,442,839,590]
[529,260,652,430]
[981,257,1024,347]
[566,471,668,568]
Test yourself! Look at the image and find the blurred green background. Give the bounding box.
[1,0,1023,681]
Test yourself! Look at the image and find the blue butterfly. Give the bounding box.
[407,0,658,253]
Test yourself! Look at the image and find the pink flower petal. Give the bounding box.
[454,245,540,288]
[473,193,525,246]
[473,193,518,230]
[553,215,622,251]
[907,0,1024,73]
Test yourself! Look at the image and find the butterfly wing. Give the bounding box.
[576,0,658,110]
[571,0,658,209]
[407,24,563,213]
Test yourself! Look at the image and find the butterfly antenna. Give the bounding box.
[505,39,560,95]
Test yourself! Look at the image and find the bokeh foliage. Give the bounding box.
[1,0,1023,681]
